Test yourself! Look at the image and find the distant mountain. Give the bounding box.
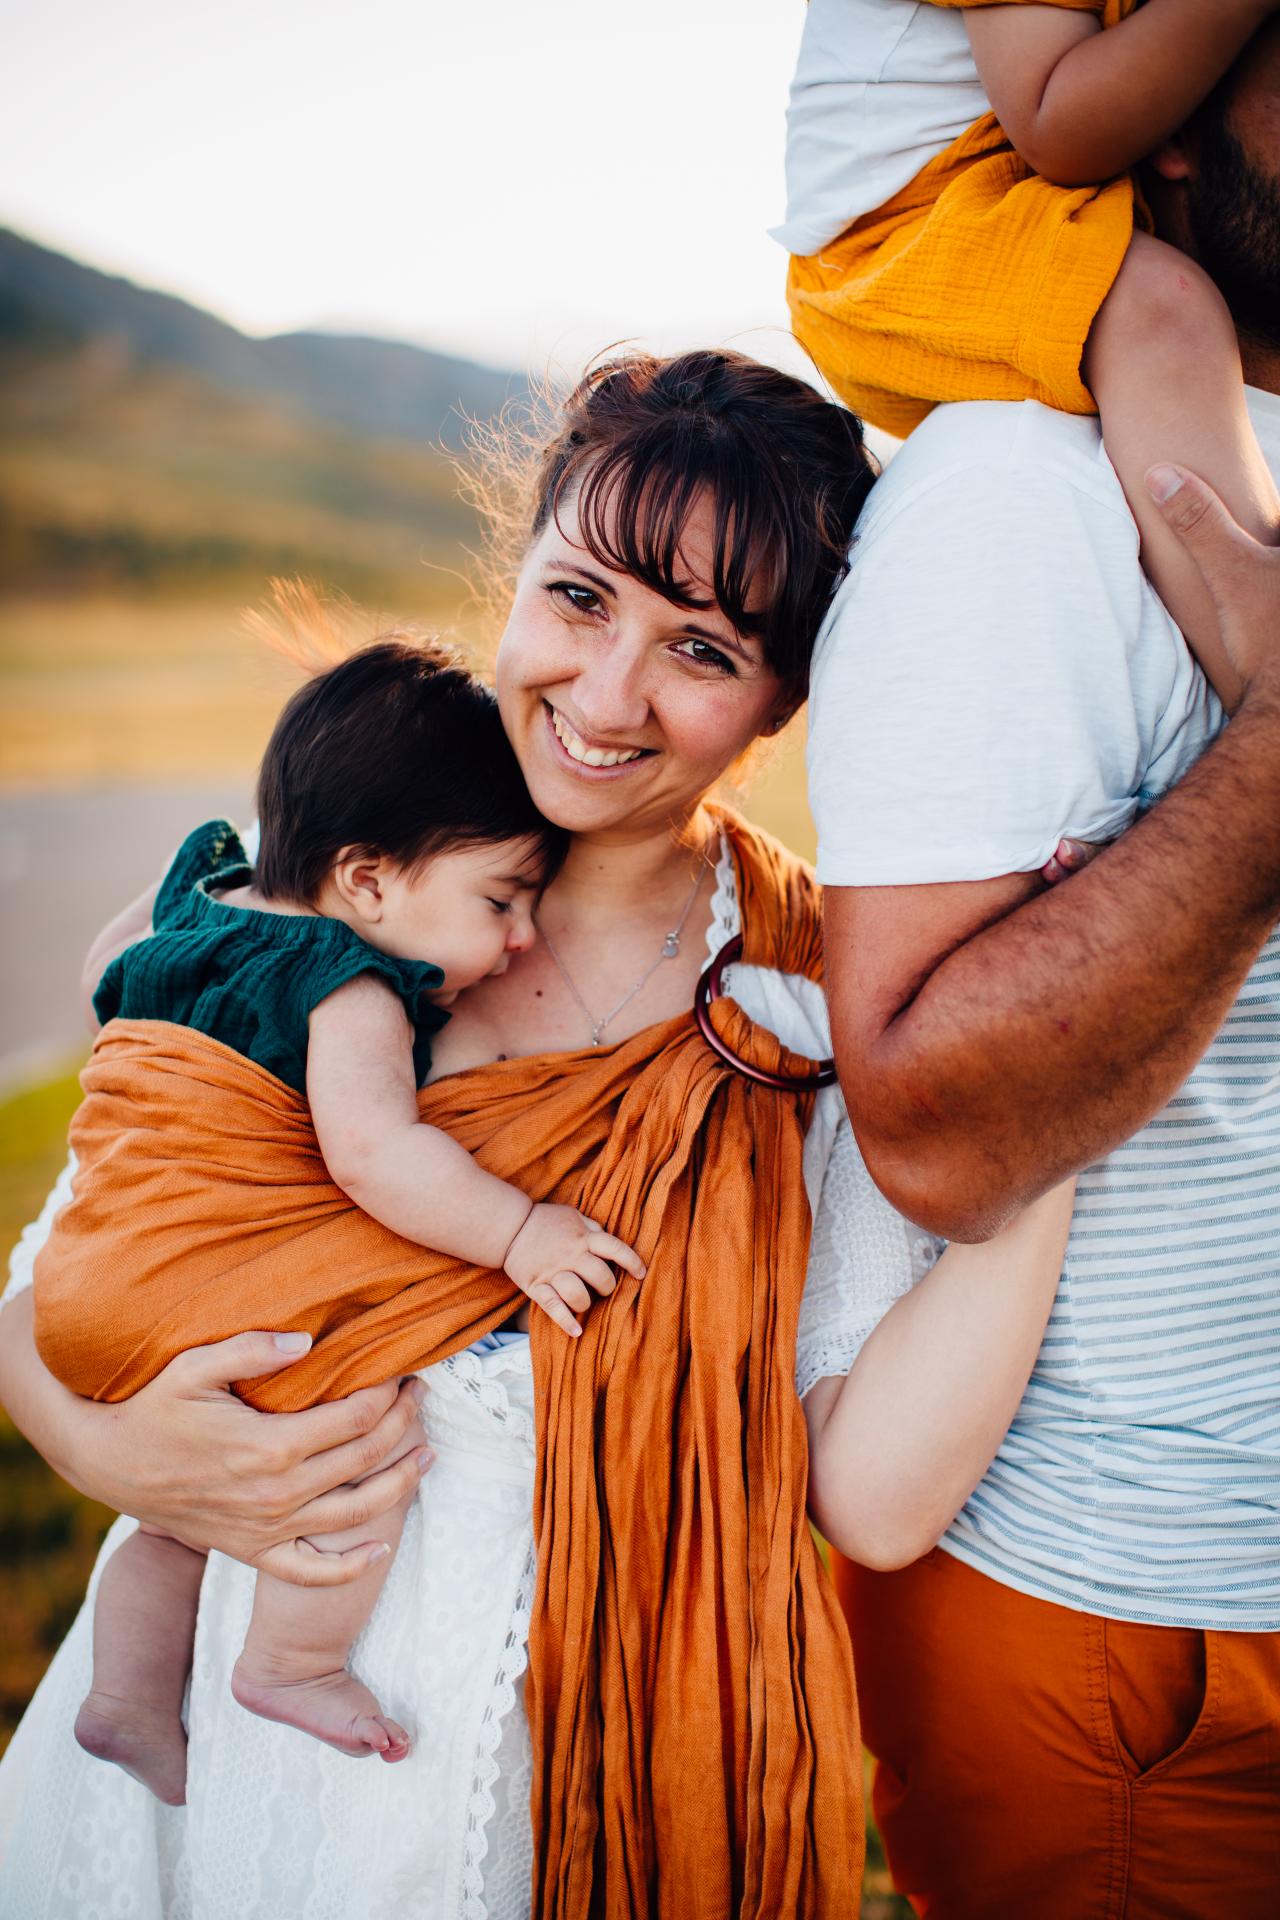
[0,226,525,448]
[0,228,534,603]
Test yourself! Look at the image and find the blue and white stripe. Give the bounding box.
[945,925,1280,1628]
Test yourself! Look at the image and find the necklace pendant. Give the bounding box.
[661,932,680,959]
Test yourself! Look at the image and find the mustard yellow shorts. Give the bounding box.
[787,113,1141,440]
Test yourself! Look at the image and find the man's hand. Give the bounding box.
[1146,465,1280,701]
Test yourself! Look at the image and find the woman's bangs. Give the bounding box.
[555,442,787,643]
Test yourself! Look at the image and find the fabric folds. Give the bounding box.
[35,809,863,1918]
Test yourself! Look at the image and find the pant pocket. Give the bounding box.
[1104,1618,1208,1779]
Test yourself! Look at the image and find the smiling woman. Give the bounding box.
[0,348,895,1920]
[494,352,872,844]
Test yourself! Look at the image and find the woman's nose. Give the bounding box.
[572,638,650,737]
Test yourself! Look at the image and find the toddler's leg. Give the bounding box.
[1083,231,1280,711]
[74,1527,205,1805]
[230,1423,422,1761]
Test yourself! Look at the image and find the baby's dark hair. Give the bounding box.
[254,637,568,905]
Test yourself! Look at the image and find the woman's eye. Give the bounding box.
[675,637,736,675]
[487,898,513,915]
[548,582,602,614]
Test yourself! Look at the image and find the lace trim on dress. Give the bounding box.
[439,1343,536,1448]
[433,1341,537,1915]
[460,1540,537,1919]
[793,1094,944,1402]
[705,831,740,968]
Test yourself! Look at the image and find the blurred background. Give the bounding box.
[0,2,901,1905]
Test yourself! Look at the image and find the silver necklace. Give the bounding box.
[538,855,710,1048]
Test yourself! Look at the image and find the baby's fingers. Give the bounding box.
[527,1276,586,1339]
[571,1253,621,1298]
[588,1232,646,1281]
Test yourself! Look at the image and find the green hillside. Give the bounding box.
[0,335,480,605]
[0,229,531,783]
[0,226,524,448]
[0,224,532,606]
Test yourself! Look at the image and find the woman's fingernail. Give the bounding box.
[369,1543,392,1562]
[409,1379,427,1406]
[414,1447,434,1474]
[1146,464,1184,503]
[273,1331,312,1353]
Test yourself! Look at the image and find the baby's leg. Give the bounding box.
[74,1527,205,1805]
[230,1422,421,1761]
[1083,230,1280,711]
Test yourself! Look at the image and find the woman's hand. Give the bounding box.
[107,1332,434,1583]
[0,1292,432,1586]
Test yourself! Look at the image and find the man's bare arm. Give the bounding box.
[828,470,1280,1241]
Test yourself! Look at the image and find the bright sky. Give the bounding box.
[1,0,812,379]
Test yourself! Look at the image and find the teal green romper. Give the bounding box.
[93,820,449,1092]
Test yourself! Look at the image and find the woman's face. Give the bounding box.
[495,491,789,841]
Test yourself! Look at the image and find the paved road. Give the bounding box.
[0,784,252,1093]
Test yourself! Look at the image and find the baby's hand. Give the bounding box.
[503,1204,646,1338]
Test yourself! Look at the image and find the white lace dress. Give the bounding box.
[0,847,937,1920]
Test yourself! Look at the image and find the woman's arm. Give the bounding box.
[79,879,159,1032]
[964,0,1272,187]
[805,1179,1074,1570]
[0,1286,432,1585]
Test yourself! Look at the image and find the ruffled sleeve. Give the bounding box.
[301,938,449,1090]
[152,819,253,930]
[795,1118,942,1401]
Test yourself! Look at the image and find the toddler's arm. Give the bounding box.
[964,0,1273,188]
[307,977,644,1337]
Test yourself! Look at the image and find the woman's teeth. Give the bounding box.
[551,709,643,768]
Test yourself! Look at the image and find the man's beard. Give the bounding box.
[1185,113,1280,350]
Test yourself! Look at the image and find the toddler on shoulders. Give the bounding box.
[780,0,1279,705]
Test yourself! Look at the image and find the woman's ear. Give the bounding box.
[331,848,388,924]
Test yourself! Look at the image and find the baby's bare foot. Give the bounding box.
[75,1689,188,1805]
[231,1655,411,1762]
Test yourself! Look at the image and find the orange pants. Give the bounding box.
[835,1547,1280,1919]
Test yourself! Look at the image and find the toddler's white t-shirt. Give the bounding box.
[772,0,987,257]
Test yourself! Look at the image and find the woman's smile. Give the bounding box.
[544,701,652,773]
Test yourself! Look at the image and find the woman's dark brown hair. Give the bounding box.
[516,349,876,697]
